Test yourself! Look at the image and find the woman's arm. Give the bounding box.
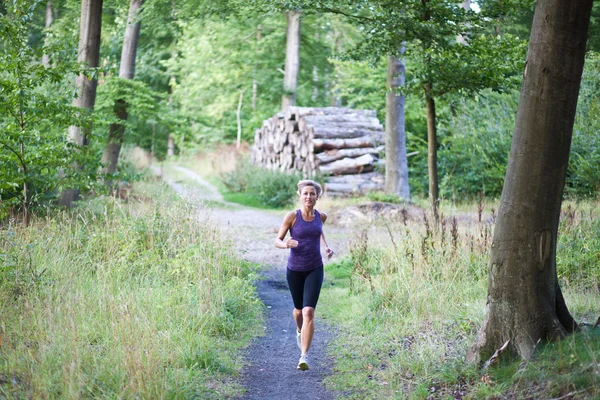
[319,211,334,259]
[275,211,299,249]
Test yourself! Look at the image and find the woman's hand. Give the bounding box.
[286,238,299,248]
[325,247,334,260]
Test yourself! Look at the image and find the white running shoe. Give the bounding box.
[296,329,301,349]
[297,353,309,371]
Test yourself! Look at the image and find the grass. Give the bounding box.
[0,176,264,399]
[318,201,600,399]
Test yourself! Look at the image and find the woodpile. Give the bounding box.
[251,106,385,196]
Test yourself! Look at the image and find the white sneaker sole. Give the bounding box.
[297,361,309,371]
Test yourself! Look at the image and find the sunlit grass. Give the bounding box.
[0,178,264,399]
[319,201,600,399]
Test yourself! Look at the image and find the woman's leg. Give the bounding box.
[287,268,306,333]
[300,266,324,355]
[293,308,303,332]
[300,307,315,355]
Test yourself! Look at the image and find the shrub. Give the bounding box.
[566,52,600,198]
[0,183,263,398]
[221,158,301,208]
[557,205,600,289]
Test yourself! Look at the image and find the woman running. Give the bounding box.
[275,179,334,371]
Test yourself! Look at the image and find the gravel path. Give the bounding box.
[155,166,339,399]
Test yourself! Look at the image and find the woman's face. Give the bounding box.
[299,185,318,207]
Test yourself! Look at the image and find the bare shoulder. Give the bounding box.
[283,210,297,225]
[318,210,328,223]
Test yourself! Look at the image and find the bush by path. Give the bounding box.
[0,179,263,398]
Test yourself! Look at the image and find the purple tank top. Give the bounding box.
[287,209,324,272]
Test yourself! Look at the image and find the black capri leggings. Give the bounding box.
[286,266,324,310]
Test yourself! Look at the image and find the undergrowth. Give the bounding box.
[320,201,600,399]
[0,178,263,399]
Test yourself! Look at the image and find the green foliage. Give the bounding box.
[437,90,519,199]
[366,191,404,204]
[0,2,101,218]
[330,58,386,118]
[169,12,362,146]
[557,205,600,290]
[221,158,301,208]
[0,181,263,397]
[567,52,600,198]
[319,203,600,399]
[469,329,600,399]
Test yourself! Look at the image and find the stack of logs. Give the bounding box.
[251,106,385,196]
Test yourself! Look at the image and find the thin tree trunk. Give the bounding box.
[58,0,103,206]
[237,90,244,150]
[252,24,261,112]
[384,51,410,201]
[167,134,174,157]
[456,0,471,44]
[468,0,593,362]
[282,10,301,110]
[150,122,155,163]
[425,82,438,222]
[101,0,144,177]
[19,142,29,226]
[42,0,53,66]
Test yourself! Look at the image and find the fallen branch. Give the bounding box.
[548,389,587,400]
[482,340,510,370]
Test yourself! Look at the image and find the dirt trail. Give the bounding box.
[155,166,340,399]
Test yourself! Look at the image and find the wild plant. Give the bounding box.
[349,228,374,293]
[0,184,263,398]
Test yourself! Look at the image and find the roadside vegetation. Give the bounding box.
[159,147,600,398]
[0,176,263,399]
[318,199,600,399]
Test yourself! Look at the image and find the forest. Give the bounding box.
[1,0,599,398]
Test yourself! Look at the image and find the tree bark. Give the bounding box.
[384,53,410,201]
[252,24,261,112]
[468,0,593,362]
[281,10,301,110]
[316,146,383,165]
[58,0,103,206]
[237,90,244,150]
[319,154,377,175]
[425,82,439,222]
[456,0,471,44]
[101,0,144,176]
[42,0,53,67]
[167,134,174,157]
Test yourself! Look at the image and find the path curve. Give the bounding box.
[155,166,338,399]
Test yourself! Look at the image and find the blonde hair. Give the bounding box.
[297,179,323,198]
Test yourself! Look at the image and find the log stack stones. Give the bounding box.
[251,106,385,196]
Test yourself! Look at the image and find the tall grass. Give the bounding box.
[0,179,263,398]
[320,202,600,399]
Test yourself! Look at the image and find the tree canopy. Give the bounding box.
[1,0,599,218]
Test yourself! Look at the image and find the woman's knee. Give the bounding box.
[302,307,315,319]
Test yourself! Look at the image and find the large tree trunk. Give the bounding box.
[101,0,144,176]
[468,0,593,362]
[42,0,53,66]
[58,0,103,206]
[281,10,301,110]
[424,83,439,222]
[384,53,410,201]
